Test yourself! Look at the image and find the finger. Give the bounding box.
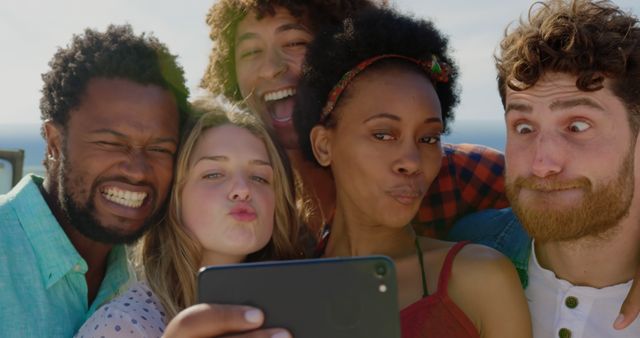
[163,303,264,338]
[614,269,640,330]
[223,328,292,338]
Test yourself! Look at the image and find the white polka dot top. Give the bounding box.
[75,281,167,338]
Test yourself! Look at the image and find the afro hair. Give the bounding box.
[293,7,460,164]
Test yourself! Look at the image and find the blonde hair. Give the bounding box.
[140,99,304,319]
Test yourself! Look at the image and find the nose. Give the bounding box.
[393,143,422,176]
[228,176,251,201]
[258,48,287,79]
[531,132,564,178]
[119,149,152,183]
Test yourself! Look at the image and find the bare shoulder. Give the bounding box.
[454,244,514,276]
[450,243,521,301]
[447,244,532,337]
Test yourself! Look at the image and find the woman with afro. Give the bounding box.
[294,7,532,337]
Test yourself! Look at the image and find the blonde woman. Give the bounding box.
[76,100,304,337]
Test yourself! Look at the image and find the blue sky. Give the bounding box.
[1,0,638,126]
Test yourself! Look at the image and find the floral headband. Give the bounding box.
[320,54,450,123]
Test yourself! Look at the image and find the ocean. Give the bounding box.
[0,119,507,193]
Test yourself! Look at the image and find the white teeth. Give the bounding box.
[101,187,147,208]
[264,88,296,102]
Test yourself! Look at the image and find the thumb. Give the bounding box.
[614,268,640,330]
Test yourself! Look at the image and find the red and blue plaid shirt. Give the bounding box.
[414,143,508,238]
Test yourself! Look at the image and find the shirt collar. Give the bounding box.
[9,174,84,288]
[88,244,134,315]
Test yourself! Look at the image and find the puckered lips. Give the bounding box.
[98,183,154,220]
[386,185,426,206]
[229,202,257,222]
[263,87,296,127]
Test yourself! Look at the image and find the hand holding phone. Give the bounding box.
[197,256,401,338]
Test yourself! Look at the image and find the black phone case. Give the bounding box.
[197,256,401,338]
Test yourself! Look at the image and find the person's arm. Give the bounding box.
[163,304,291,338]
[449,244,532,338]
[614,267,640,330]
[416,143,508,238]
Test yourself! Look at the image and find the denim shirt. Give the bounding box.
[447,207,532,288]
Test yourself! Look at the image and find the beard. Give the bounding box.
[506,149,634,242]
[55,151,163,245]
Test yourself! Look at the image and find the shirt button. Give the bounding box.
[565,296,579,309]
[74,264,82,272]
[558,328,572,338]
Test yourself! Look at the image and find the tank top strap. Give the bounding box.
[436,241,471,294]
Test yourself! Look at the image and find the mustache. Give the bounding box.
[512,176,592,192]
[95,176,156,194]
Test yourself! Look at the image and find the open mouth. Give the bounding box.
[101,186,147,208]
[264,88,296,123]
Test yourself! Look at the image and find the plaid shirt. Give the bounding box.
[414,143,508,239]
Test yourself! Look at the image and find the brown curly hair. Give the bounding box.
[201,0,381,103]
[496,0,640,131]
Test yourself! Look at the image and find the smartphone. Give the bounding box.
[197,256,400,338]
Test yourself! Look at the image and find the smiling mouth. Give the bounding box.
[101,187,147,208]
[264,88,296,123]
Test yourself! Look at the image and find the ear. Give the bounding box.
[43,121,63,162]
[310,125,333,167]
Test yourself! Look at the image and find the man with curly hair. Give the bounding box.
[449,0,640,336]
[0,24,189,336]
[201,0,509,238]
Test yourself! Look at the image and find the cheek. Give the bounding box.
[235,59,256,99]
[180,184,222,231]
[257,187,276,222]
[288,54,305,78]
[421,150,443,185]
[154,159,175,191]
[505,145,529,181]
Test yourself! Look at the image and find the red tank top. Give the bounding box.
[400,241,479,338]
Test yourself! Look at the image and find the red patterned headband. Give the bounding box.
[320,54,450,122]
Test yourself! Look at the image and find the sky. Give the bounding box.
[1,0,639,127]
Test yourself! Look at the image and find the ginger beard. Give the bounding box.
[506,147,634,242]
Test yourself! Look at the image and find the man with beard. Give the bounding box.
[0,25,189,336]
[448,0,640,337]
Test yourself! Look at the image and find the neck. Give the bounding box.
[323,200,416,258]
[200,252,246,267]
[42,176,113,303]
[535,213,640,288]
[287,149,336,232]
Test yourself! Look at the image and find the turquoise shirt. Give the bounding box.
[0,175,133,337]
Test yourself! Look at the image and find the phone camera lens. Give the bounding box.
[375,264,387,277]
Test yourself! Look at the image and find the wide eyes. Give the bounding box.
[513,120,592,134]
[568,120,591,133]
[514,122,535,134]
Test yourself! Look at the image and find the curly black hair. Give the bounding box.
[293,7,460,164]
[201,0,381,103]
[40,24,190,136]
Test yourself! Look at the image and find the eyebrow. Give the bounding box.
[194,155,272,167]
[549,98,604,111]
[236,22,310,44]
[363,112,443,125]
[90,128,178,145]
[505,98,604,115]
